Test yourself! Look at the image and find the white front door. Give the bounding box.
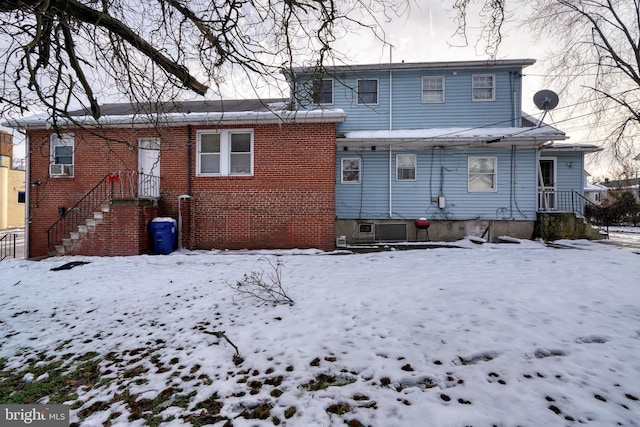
[138,138,160,198]
[538,157,556,210]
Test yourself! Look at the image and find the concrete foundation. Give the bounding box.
[335,219,536,245]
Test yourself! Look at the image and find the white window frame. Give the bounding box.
[468,156,497,192]
[312,78,334,105]
[50,133,74,177]
[341,157,361,184]
[356,79,379,105]
[472,74,496,102]
[396,154,417,181]
[196,130,254,176]
[422,76,445,104]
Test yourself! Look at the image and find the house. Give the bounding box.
[5,59,604,258]
[584,171,608,205]
[5,100,345,258]
[290,59,602,243]
[0,131,25,230]
[599,177,640,200]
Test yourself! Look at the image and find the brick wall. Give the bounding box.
[26,120,337,257]
[64,200,159,256]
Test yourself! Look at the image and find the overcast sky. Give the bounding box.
[4,1,610,176]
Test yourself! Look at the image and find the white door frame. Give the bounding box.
[138,138,160,198]
[538,157,557,211]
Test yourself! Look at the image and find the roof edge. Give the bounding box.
[3,109,347,130]
[292,58,537,74]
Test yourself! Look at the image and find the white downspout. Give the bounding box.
[24,133,30,259]
[389,64,393,131]
[388,46,393,218]
[389,147,393,218]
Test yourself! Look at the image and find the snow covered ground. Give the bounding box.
[1,236,640,426]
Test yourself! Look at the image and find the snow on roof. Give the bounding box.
[342,126,563,141]
[584,181,608,191]
[541,142,603,153]
[3,99,346,129]
[339,122,566,148]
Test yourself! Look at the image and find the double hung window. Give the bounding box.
[396,154,416,181]
[312,78,333,104]
[50,134,74,177]
[422,76,445,103]
[357,79,378,105]
[198,130,253,176]
[341,158,361,184]
[468,157,497,192]
[472,74,495,101]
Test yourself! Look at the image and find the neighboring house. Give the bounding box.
[5,59,604,258]
[584,171,608,205]
[599,177,640,201]
[0,131,26,230]
[290,59,602,242]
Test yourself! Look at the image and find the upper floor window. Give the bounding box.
[341,157,361,184]
[396,154,416,181]
[468,156,497,192]
[197,130,253,176]
[50,133,74,177]
[312,78,333,104]
[357,79,378,105]
[472,74,495,101]
[422,76,445,103]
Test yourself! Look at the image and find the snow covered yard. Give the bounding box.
[1,238,639,426]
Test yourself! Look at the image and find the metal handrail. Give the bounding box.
[0,233,17,261]
[538,189,609,236]
[46,171,160,253]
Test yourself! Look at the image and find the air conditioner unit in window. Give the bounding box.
[50,164,70,176]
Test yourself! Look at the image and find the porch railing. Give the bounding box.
[0,233,17,261]
[46,171,160,253]
[538,189,609,234]
[538,190,587,216]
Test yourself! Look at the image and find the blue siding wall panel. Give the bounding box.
[552,152,585,193]
[300,66,525,132]
[336,147,538,221]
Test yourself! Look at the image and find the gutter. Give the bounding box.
[293,58,537,74]
[3,109,347,131]
[24,133,29,259]
[337,137,566,150]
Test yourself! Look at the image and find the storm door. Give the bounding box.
[538,157,556,210]
[138,138,161,198]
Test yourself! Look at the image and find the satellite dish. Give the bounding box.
[533,90,559,111]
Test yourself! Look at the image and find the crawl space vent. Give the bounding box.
[375,224,407,242]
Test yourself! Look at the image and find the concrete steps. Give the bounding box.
[55,204,111,256]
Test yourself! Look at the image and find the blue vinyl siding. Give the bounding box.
[298,66,524,132]
[332,73,390,131]
[546,152,585,194]
[336,147,538,221]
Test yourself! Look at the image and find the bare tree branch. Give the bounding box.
[1,0,405,125]
[450,0,640,175]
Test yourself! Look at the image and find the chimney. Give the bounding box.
[0,130,13,159]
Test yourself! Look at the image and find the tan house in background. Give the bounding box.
[0,131,25,230]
